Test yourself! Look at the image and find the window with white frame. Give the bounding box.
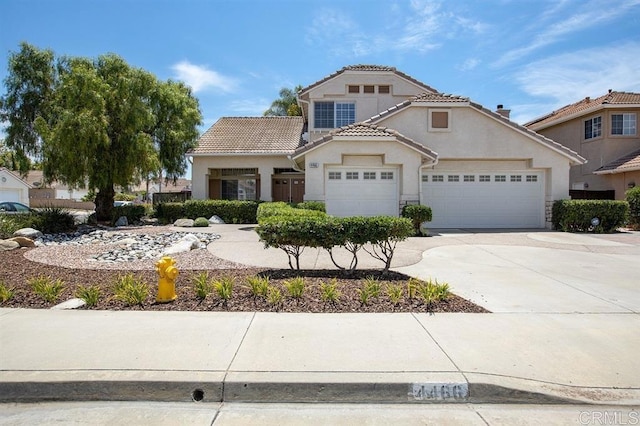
[464,175,475,182]
[510,175,522,182]
[421,175,428,182]
[346,171,359,180]
[611,113,636,135]
[314,101,356,128]
[432,175,444,182]
[526,175,538,182]
[495,175,506,182]
[328,171,341,180]
[584,116,602,139]
[448,175,460,182]
[479,175,490,182]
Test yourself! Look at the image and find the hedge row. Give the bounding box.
[627,186,640,229]
[155,200,260,224]
[256,203,414,271]
[552,199,629,233]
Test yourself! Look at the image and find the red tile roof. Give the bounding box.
[594,148,640,174]
[191,116,304,154]
[293,122,438,160]
[525,91,640,129]
[298,64,438,96]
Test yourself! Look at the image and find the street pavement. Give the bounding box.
[1,226,639,415]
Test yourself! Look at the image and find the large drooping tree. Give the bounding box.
[0,43,202,220]
[263,85,302,116]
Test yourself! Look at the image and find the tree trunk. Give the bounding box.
[95,185,115,222]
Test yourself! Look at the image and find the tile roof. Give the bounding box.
[293,122,438,160]
[363,93,585,165]
[594,148,640,174]
[191,116,304,154]
[298,64,438,95]
[364,93,469,123]
[525,91,640,129]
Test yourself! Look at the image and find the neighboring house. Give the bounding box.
[23,170,91,202]
[525,91,640,200]
[191,65,585,228]
[0,167,31,206]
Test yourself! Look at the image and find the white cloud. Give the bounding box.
[228,99,270,116]
[171,61,237,93]
[304,1,488,57]
[513,41,640,123]
[458,58,480,72]
[495,0,640,67]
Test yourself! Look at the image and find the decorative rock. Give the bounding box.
[209,215,225,224]
[117,238,137,246]
[162,233,200,255]
[174,218,194,227]
[115,216,129,227]
[8,236,36,247]
[140,217,158,226]
[13,228,43,239]
[51,298,87,310]
[0,240,20,251]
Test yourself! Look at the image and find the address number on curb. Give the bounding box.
[410,383,469,401]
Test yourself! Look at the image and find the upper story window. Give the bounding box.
[611,113,636,135]
[348,85,360,93]
[378,85,390,94]
[363,85,374,94]
[584,116,602,140]
[314,101,356,129]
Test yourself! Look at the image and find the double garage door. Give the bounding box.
[325,167,398,217]
[422,171,544,228]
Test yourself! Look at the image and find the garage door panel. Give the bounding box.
[326,167,398,217]
[422,172,544,228]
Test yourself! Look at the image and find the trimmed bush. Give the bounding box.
[155,202,185,223]
[257,202,326,224]
[552,199,629,233]
[295,201,326,213]
[111,204,147,225]
[401,204,432,235]
[626,186,640,229]
[194,217,210,227]
[183,200,259,224]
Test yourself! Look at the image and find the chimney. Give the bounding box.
[496,104,511,119]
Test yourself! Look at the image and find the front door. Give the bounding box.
[272,174,305,203]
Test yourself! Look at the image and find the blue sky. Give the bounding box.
[2,0,640,132]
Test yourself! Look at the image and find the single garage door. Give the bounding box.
[0,189,21,203]
[326,167,398,217]
[422,171,544,228]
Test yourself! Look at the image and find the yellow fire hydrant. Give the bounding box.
[156,256,179,303]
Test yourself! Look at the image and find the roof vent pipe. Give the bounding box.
[496,104,511,119]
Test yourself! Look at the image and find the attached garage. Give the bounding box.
[0,168,31,206]
[422,171,545,228]
[325,167,399,217]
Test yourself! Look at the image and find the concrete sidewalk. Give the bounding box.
[1,227,639,405]
[1,309,639,405]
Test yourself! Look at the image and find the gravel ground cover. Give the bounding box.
[0,226,489,313]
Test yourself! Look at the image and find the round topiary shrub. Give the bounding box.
[193,217,210,227]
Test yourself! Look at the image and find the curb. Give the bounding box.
[2,372,637,405]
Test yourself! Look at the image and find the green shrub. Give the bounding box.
[112,273,149,306]
[295,201,326,212]
[76,285,101,308]
[193,217,210,227]
[155,202,185,223]
[257,202,325,224]
[183,200,259,224]
[626,186,640,229]
[283,276,305,299]
[246,276,270,299]
[213,276,234,308]
[363,276,381,300]
[29,275,65,303]
[361,216,414,272]
[0,282,15,304]
[111,204,147,225]
[191,272,213,300]
[386,283,404,305]
[320,279,341,304]
[401,204,432,235]
[552,199,629,233]
[267,285,283,308]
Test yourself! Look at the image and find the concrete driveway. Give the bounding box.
[206,225,640,314]
[396,229,640,313]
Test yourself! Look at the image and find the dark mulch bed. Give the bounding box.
[0,249,489,313]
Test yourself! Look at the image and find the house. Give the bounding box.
[22,170,91,202]
[0,167,31,206]
[525,91,640,200]
[191,65,585,228]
